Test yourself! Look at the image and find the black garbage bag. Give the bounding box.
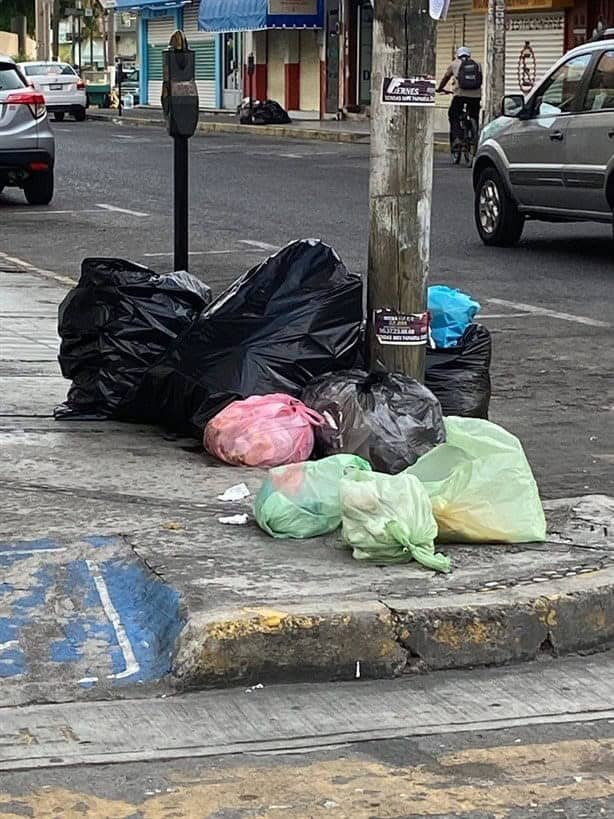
[301,370,446,474]
[425,323,491,419]
[124,239,363,436]
[55,258,212,420]
[238,98,291,125]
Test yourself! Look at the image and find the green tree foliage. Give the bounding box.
[0,0,35,36]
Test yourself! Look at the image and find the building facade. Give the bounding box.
[122,0,612,118]
[330,0,613,128]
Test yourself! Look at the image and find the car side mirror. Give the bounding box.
[501,94,526,118]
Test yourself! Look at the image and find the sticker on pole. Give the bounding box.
[381,77,436,106]
[374,309,429,346]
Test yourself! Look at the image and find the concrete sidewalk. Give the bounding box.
[87,106,451,149]
[1,258,613,704]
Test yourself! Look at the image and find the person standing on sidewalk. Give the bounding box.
[437,47,483,152]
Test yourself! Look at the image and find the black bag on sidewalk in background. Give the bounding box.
[55,258,211,420]
[301,370,446,474]
[238,98,291,125]
[425,323,492,419]
[125,240,363,436]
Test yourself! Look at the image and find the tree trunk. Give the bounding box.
[484,0,506,125]
[52,0,60,60]
[367,0,436,380]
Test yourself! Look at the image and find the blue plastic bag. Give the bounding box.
[428,286,480,349]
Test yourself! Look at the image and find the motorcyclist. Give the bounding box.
[437,46,482,152]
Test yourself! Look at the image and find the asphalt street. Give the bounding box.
[3,652,614,817]
[1,118,613,500]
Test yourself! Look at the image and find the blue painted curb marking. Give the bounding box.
[0,537,182,686]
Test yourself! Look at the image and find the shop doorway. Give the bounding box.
[326,1,340,113]
[357,1,372,107]
[222,32,242,109]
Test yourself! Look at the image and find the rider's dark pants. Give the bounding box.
[449,96,481,147]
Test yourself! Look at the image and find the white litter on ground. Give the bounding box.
[217,483,251,502]
[219,514,249,525]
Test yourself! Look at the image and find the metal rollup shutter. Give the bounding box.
[182,5,217,108]
[147,17,177,106]
[505,12,566,97]
[182,4,212,41]
[434,1,485,116]
[148,16,177,44]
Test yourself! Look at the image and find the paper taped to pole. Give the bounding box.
[381,77,436,106]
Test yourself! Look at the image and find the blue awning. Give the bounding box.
[111,0,186,10]
[198,0,323,32]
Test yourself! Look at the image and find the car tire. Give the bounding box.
[54,112,65,122]
[23,171,54,206]
[475,166,525,247]
[74,107,86,122]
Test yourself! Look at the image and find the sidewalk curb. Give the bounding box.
[87,111,450,152]
[171,569,614,689]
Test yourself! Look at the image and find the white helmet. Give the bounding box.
[457,46,471,58]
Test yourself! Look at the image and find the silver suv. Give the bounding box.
[0,55,55,205]
[474,32,614,245]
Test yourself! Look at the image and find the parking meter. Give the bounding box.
[162,30,199,138]
[162,30,199,272]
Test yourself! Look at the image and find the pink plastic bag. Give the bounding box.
[204,394,325,467]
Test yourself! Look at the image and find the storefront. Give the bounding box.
[198,0,325,116]
[113,0,219,108]
[335,0,578,127]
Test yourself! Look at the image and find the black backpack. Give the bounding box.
[457,58,482,91]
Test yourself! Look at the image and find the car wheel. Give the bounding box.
[23,171,54,206]
[54,112,65,122]
[74,107,86,122]
[475,166,525,246]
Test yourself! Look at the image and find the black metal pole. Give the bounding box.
[174,135,189,271]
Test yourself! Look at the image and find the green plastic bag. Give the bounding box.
[254,454,372,539]
[340,469,450,571]
[405,416,547,543]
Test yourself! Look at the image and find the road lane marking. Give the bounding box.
[479,312,531,319]
[238,240,280,252]
[487,298,611,328]
[143,248,271,257]
[85,559,140,681]
[7,209,102,215]
[0,252,73,286]
[95,203,149,217]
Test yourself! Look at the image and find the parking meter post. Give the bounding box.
[247,53,255,120]
[117,60,123,116]
[174,136,189,271]
[162,31,199,272]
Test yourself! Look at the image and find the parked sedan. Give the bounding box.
[0,55,55,204]
[18,61,87,122]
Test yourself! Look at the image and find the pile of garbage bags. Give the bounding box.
[55,246,548,571]
[425,286,492,419]
[254,417,547,571]
[238,98,291,125]
[57,240,363,433]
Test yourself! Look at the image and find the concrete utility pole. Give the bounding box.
[483,0,506,125]
[367,0,437,380]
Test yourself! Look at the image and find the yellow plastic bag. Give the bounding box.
[405,416,546,543]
